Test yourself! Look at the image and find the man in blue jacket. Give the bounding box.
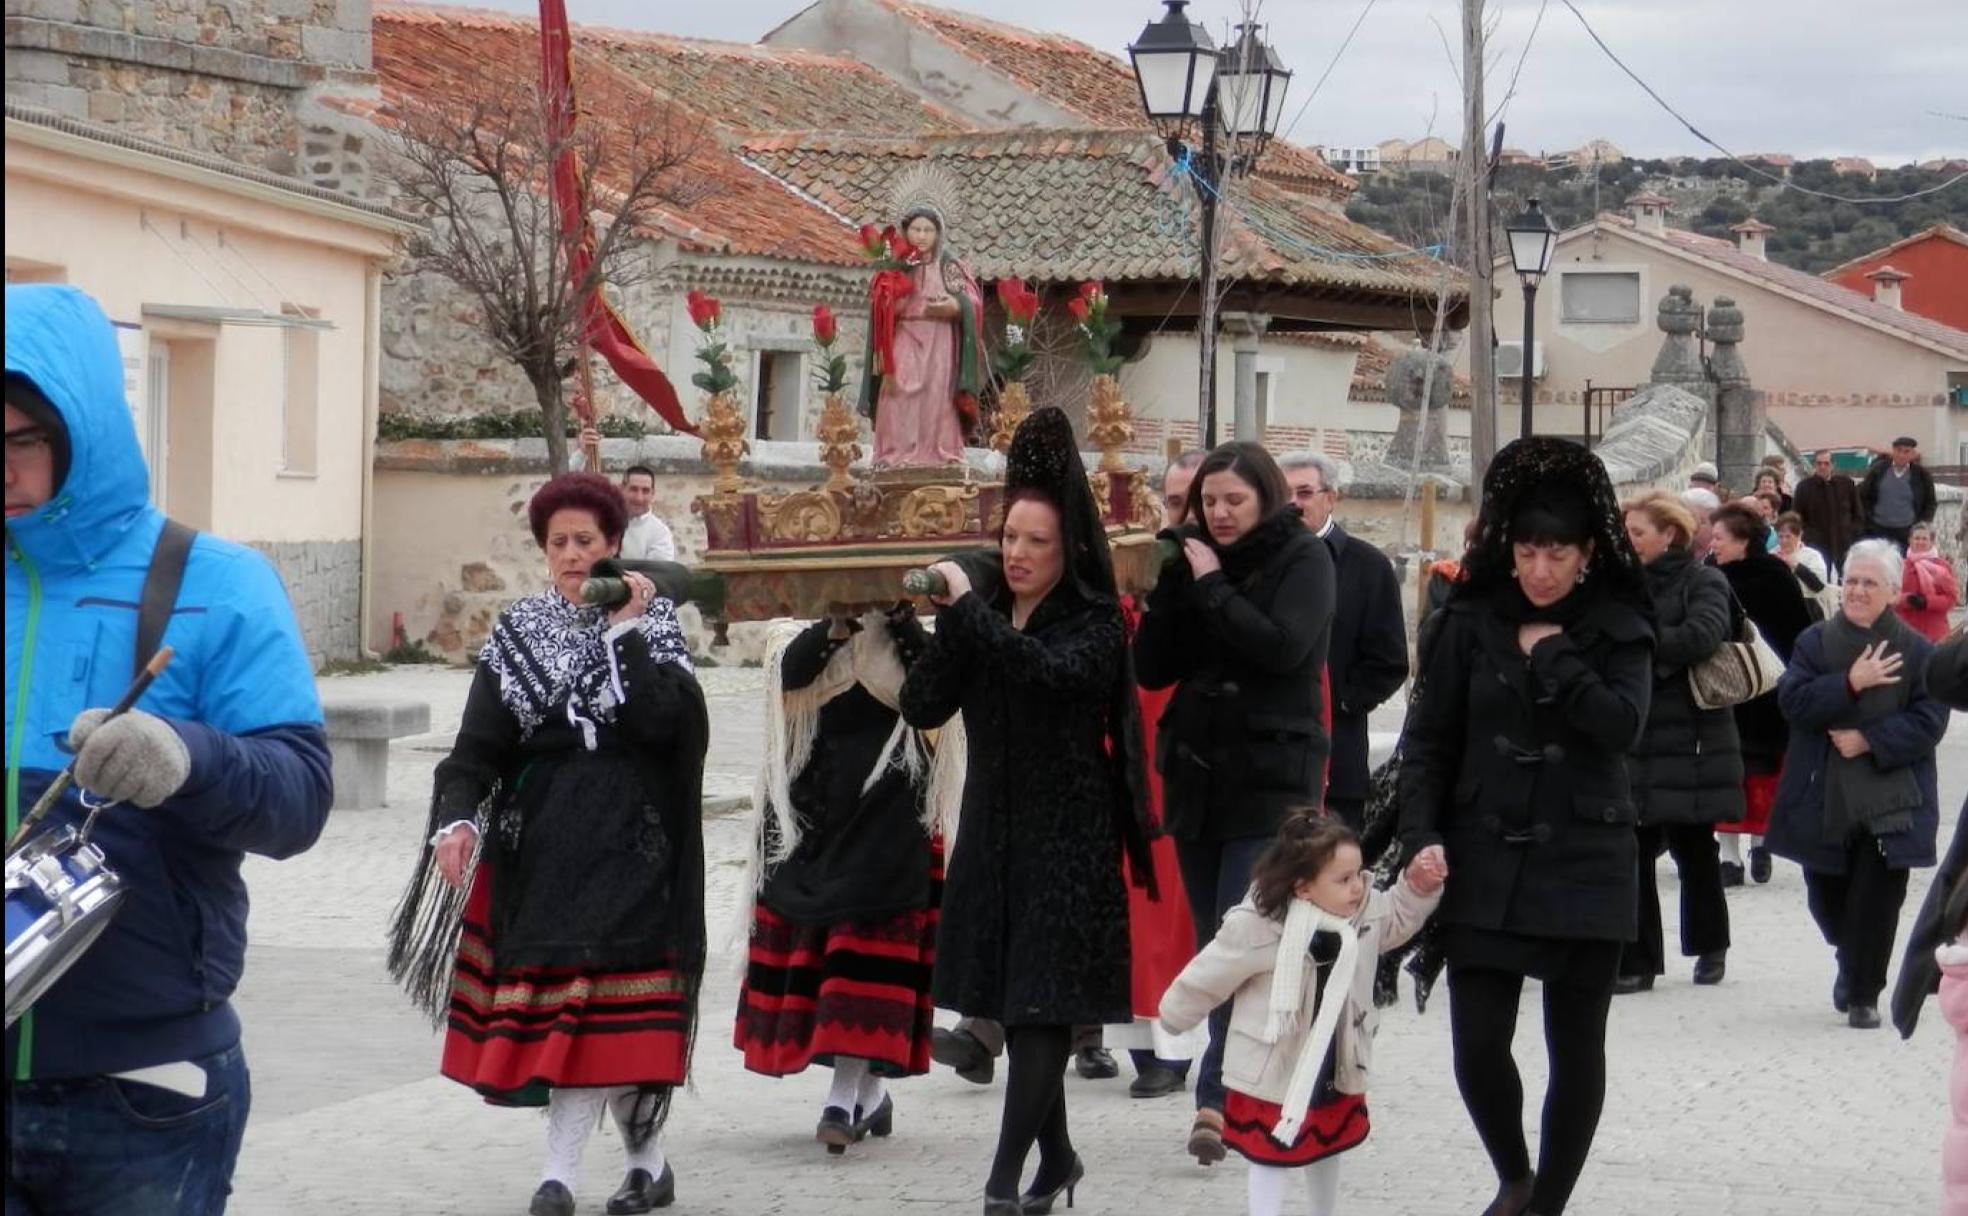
[5,285,333,1213]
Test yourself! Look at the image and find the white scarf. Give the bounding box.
[1264,897,1359,1146]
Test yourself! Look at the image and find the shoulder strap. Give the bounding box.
[137,518,198,678]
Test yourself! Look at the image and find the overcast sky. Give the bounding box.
[467,0,1967,165]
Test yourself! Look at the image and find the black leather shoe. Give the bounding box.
[816,1104,860,1154]
[1833,974,1851,1013]
[1748,846,1772,884]
[1073,1046,1118,1080]
[1719,862,1745,888]
[1128,1063,1186,1098]
[1848,1004,1882,1030]
[1692,950,1726,986]
[529,1181,575,1216]
[605,1163,675,1213]
[852,1093,894,1139]
[1020,1153,1084,1214]
[1612,973,1654,995]
[984,1198,1023,1216]
[932,1027,995,1085]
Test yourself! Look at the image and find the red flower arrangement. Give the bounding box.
[1070,280,1123,375]
[684,290,737,396]
[810,303,849,395]
[993,277,1041,383]
[685,289,721,332]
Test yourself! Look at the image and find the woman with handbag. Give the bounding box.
[1613,491,1740,994]
[1766,539,1949,1030]
[1708,503,1815,886]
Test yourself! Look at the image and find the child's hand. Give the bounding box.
[1405,845,1448,895]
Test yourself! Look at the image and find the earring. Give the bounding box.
[1575,569,1588,584]
[1509,568,1520,579]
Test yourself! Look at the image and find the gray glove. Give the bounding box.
[68,708,192,808]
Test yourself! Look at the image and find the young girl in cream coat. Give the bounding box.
[1160,814,1445,1216]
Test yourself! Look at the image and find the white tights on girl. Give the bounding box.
[1247,1157,1341,1216]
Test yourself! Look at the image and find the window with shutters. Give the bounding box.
[1559,271,1642,324]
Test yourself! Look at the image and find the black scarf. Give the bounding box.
[1205,507,1309,585]
[1820,608,1923,844]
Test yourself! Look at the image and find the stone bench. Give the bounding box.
[322,698,431,811]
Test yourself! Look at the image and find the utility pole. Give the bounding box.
[1462,0,1496,489]
[1196,88,1221,449]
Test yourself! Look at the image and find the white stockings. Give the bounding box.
[825,1057,868,1113]
[1246,1158,1341,1216]
[542,1086,666,1192]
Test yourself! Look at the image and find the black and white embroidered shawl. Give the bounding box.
[481,590,694,742]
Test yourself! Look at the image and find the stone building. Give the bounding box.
[5,0,405,667]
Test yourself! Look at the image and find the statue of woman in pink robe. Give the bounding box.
[857,208,986,470]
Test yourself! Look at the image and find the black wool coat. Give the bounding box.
[1322,524,1410,805]
[900,586,1132,1027]
[1397,588,1655,943]
[1630,549,1745,827]
[1135,510,1337,842]
[1719,550,1814,774]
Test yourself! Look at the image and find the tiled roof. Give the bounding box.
[740,130,1454,300]
[879,0,1355,199]
[1819,223,1968,280]
[1597,213,1968,359]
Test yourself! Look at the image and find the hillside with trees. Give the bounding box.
[1344,158,1968,273]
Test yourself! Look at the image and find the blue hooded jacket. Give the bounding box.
[5,284,332,1080]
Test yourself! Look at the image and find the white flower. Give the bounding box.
[1006,324,1026,345]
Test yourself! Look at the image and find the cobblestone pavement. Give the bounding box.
[229,665,1957,1215]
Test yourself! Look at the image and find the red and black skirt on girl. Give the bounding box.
[1222,1087,1370,1168]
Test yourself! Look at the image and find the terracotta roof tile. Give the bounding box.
[1819,223,1968,279]
[1599,213,1968,359]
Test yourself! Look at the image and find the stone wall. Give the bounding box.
[5,0,375,175]
[248,538,363,668]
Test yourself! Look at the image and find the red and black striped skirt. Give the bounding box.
[441,873,690,1105]
[1222,1089,1370,1168]
[733,857,940,1078]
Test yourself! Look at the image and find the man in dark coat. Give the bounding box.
[1858,437,1937,551]
[1281,451,1408,828]
[1792,451,1865,571]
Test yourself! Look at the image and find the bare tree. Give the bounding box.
[386,73,709,473]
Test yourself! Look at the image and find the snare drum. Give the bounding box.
[5,825,126,1029]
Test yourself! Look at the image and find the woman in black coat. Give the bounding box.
[1709,502,1815,885]
[1398,438,1654,1216]
[902,408,1153,1216]
[1615,491,1741,994]
[1132,440,1335,1161]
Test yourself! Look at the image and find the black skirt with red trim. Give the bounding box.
[442,873,690,1106]
[1222,1088,1370,1168]
[733,852,941,1078]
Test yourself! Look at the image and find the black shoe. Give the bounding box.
[1480,1171,1535,1216]
[1720,862,1745,888]
[1612,973,1654,995]
[984,1198,1024,1216]
[1128,1063,1186,1098]
[932,1026,995,1085]
[529,1181,575,1216]
[1833,974,1851,1013]
[816,1104,860,1155]
[605,1164,676,1214]
[1748,846,1772,884]
[1073,1046,1118,1080]
[1848,1004,1882,1030]
[1692,950,1726,986]
[852,1093,894,1139]
[1020,1153,1084,1214]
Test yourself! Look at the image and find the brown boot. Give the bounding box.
[1186,1107,1226,1165]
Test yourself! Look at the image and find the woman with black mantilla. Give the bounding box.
[1397,437,1654,1216]
[901,406,1157,1216]
[1132,440,1337,1165]
[387,472,710,1216]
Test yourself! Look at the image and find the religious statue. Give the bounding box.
[857,165,986,469]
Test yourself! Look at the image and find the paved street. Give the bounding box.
[228,664,1956,1216]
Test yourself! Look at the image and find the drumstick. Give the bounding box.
[7,647,175,854]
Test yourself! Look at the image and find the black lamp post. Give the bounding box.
[1504,197,1559,440]
[1129,2,1290,448]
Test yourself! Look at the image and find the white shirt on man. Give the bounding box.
[622,513,676,562]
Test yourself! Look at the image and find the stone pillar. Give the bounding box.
[1707,296,1764,493]
[1221,312,1271,442]
[1648,285,1708,398]
[1384,343,1454,470]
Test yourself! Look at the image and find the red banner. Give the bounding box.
[539,0,696,435]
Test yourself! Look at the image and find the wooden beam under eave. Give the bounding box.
[1108,284,1469,333]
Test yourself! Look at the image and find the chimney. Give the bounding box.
[1627,191,1670,236]
[1865,265,1910,310]
[1730,217,1775,261]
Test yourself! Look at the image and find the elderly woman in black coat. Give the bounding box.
[1398,438,1653,1216]
[902,408,1153,1216]
[1708,502,1815,885]
[1133,440,1336,1162]
[1614,490,1741,994]
[1768,539,1950,1031]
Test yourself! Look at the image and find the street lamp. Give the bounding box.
[1129,2,1290,448]
[1504,196,1559,440]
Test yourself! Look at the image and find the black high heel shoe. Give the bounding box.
[1020,1154,1084,1214]
[852,1093,895,1139]
[983,1197,1023,1216]
[816,1105,859,1155]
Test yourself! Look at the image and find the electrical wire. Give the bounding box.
[1276,0,1381,147]
[1487,0,1549,129]
[1562,0,1967,205]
